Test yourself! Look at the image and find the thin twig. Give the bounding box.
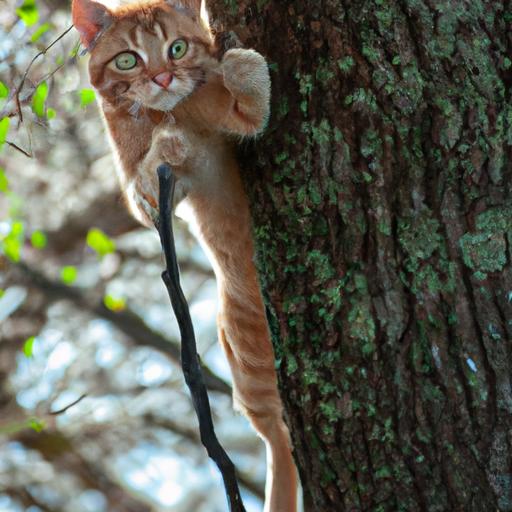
[5,141,32,158]
[156,163,246,512]
[49,394,87,415]
[13,25,74,123]
[38,62,66,87]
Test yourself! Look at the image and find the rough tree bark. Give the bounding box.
[208,1,512,510]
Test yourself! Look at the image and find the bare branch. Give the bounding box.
[11,260,232,396]
[49,393,87,415]
[5,140,32,158]
[12,25,75,123]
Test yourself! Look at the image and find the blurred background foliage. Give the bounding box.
[0,1,268,510]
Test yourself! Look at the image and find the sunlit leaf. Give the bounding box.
[31,230,47,249]
[0,289,4,298]
[31,22,51,42]
[0,82,8,99]
[0,117,10,148]
[103,294,126,312]
[0,168,8,192]
[32,81,48,117]
[69,43,81,59]
[23,336,36,357]
[1,221,24,262]
[11,221,24,237]
[86,228,115,257]
[60,265,77,285]
[79,88,96,108]
[28,417,45,432]
[16,0,39,27]
[47,108,56,119]
[1,239,19,261]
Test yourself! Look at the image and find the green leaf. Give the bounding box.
[23,336,36,357]
[0,82,8,99]
[0,168,8,192]
[11,221,23,237]
[103,294,126,312]
[2,239,20,261]
[69,42,81,59]
[28,417,45,432]
[16,0,39,27]
[79,88,96,108]
[47,108,56,120]
[31,230,47,249]
[0,117,10,148]
[1,221,24,262]
[60,266,77,285]
[32,81,48,117]
[86,228,115,257]
[31,22,51,42]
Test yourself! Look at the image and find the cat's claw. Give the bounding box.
[132,190,159,227]
[125,172,160,227]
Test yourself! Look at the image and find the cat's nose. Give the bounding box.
[152,71,173,89]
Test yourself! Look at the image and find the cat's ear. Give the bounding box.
[174,0,203,15]
[183,0,210,26]
[187,0,203,11]
[72,0,113,49]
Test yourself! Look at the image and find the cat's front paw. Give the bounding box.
[125,173,160,227]
[221,48,270,100]
[153,126,188,167]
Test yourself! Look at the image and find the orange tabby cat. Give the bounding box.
[71,0,297,510]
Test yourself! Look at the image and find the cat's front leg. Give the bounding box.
[221,48,271,136]
[127,125,190,226]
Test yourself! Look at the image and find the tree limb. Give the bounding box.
[12,260,231,396]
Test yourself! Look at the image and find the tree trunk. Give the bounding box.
[208,1,512,510]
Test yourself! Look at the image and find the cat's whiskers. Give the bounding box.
[128,99,143,118]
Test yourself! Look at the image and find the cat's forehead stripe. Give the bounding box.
[124,31,149,65]
[154,22,167,41]
[135,26,145,49]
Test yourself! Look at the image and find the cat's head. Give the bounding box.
[72,0,217,112]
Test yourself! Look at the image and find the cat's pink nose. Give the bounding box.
[152,71,173,89]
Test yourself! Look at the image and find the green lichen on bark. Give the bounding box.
[208,0,512,509]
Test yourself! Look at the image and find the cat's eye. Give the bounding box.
[114,52,138,70]
[169,39,188,60]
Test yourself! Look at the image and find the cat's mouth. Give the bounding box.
[147,86,184,112]
[140,73,202,112]
[102,73,202,114]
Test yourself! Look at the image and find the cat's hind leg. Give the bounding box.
[218,313,297,512]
